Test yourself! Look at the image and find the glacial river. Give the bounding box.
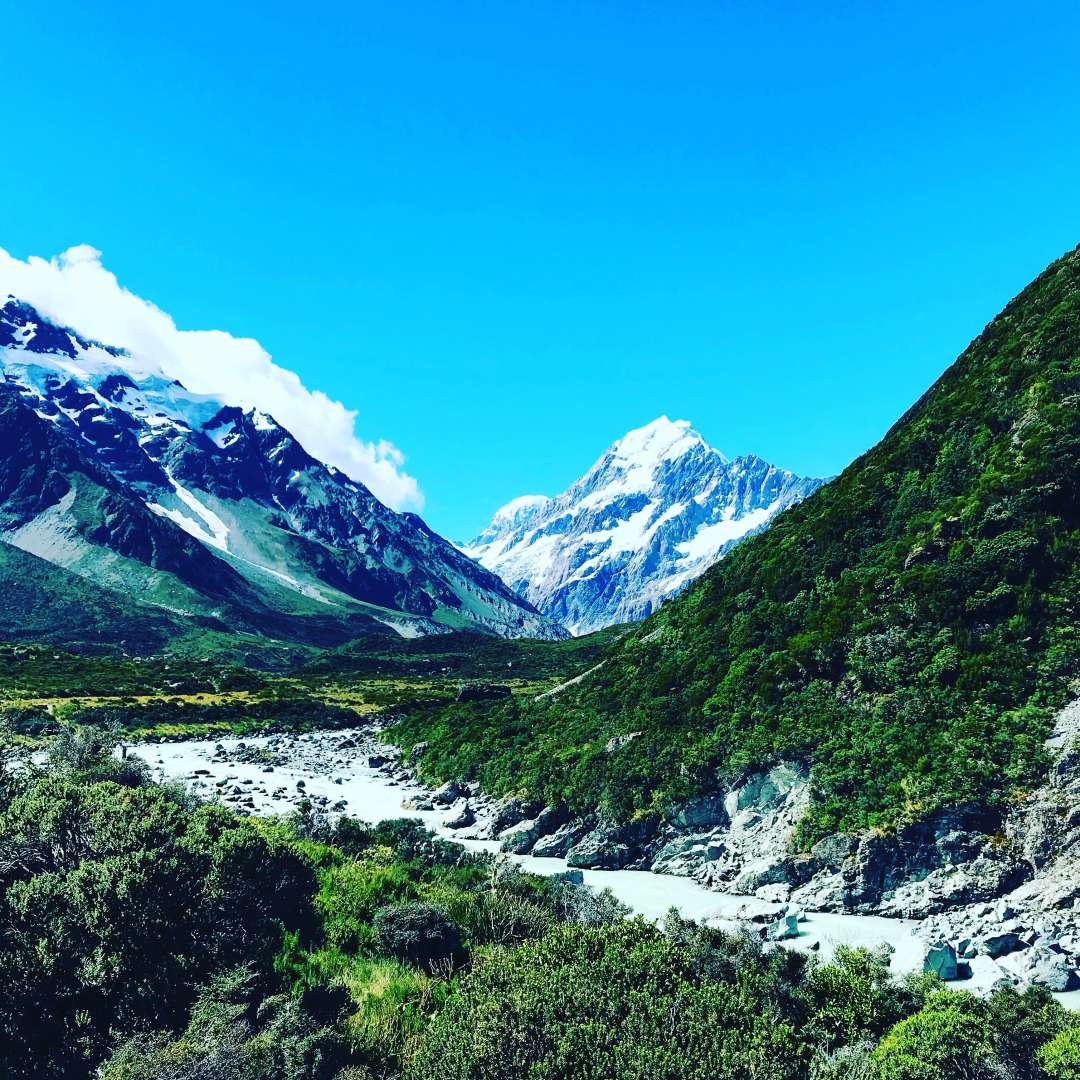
[138,731,1079,1008]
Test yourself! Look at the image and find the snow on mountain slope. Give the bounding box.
[464,417,825,634]
[0,297,565,645]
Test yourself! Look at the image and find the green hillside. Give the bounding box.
[392,244,1080,843]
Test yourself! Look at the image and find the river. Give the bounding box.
[137,730,1079,1009]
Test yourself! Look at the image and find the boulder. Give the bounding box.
[444,804,475,830]
[500,819,544,854]
[567,828,633,870]
[982,931,1024,958]
[1021,947,1076,992]
[432,780,463,805]
[551,869,585,886]
[923,941,959,980]
[765,912,800,942]
[491,796,542,836]
[401,795,434,812]
[531,823,587,859]
[811,833,859,870]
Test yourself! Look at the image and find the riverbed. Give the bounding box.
[136,730,1079,1008]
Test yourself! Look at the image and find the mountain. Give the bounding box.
[394,242,1080,879]
[463,417,824,634]
[0,298,566,654]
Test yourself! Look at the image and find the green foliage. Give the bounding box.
[374,901,463,971]
[409,920,808,1080]
[1039,1024,1080,1080]
[870,992,1003,1079]
[0,770,317,1079]
[100,966,353,1080]
[390,245,1080,839]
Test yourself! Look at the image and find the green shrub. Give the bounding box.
[374,901,463,971]
[1039,1024,1080,1080]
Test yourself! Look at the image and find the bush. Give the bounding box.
[870,992,1005,1080]
[1039,1025,1080,1080]
[101,966,354,1080]
[374,901,463,971]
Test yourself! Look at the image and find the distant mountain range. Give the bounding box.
[0,298,565,656]
[464,417,824,634]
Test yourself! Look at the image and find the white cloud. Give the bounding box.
[0,245,422,510]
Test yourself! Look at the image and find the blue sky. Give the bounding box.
[4,2,1080,539]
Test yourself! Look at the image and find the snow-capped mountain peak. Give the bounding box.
[0,297,565,645]
[464,418,825,635]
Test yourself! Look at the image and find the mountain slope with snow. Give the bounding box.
[0,297,565,651]
[464,417,825,634]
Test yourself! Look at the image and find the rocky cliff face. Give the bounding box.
[0,298,565,646]
[464,417,824,634]
[388,696,1080,993]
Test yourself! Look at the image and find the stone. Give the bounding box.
[755,883,792,904]
[552,869,585,886]
[444,804,475,830]
[500,820,544,854]
[811,833,859,870]
[671,795,728,830]
[491,796,541,836]
[401,795,434,812]
[982,931,1023,958]
[766,913,800,941]
[1022,947,1075,992]
[604,731,643,753]
[567,828,633,870]
[923,941,959,980]
[531,823,586,859]
[432,780,463,805]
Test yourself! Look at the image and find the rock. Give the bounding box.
[406,742,429,766]
[923,941,959,980]
[368,755,389,769]
[491,796,541,836]
[500,820,543,854]
[811,833,859,870]
[982,931,1023,958]
[455,683,512,703]
[432,780,463,805]
[726,763,805,818]
[604,731,642,753]
[755,883,792,904]
[671,795,728,830]
[532,823,587,859]
[401,795,434,812]
[444,804,475,830]
[567,827,633,870]
[766,912,800,941]
[1021,946,1076,991]
[551,869,585,886]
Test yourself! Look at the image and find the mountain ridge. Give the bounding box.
[464,415,824,633]
[0,297,566,653]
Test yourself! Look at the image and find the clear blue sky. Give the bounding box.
[5,2,1080,539]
